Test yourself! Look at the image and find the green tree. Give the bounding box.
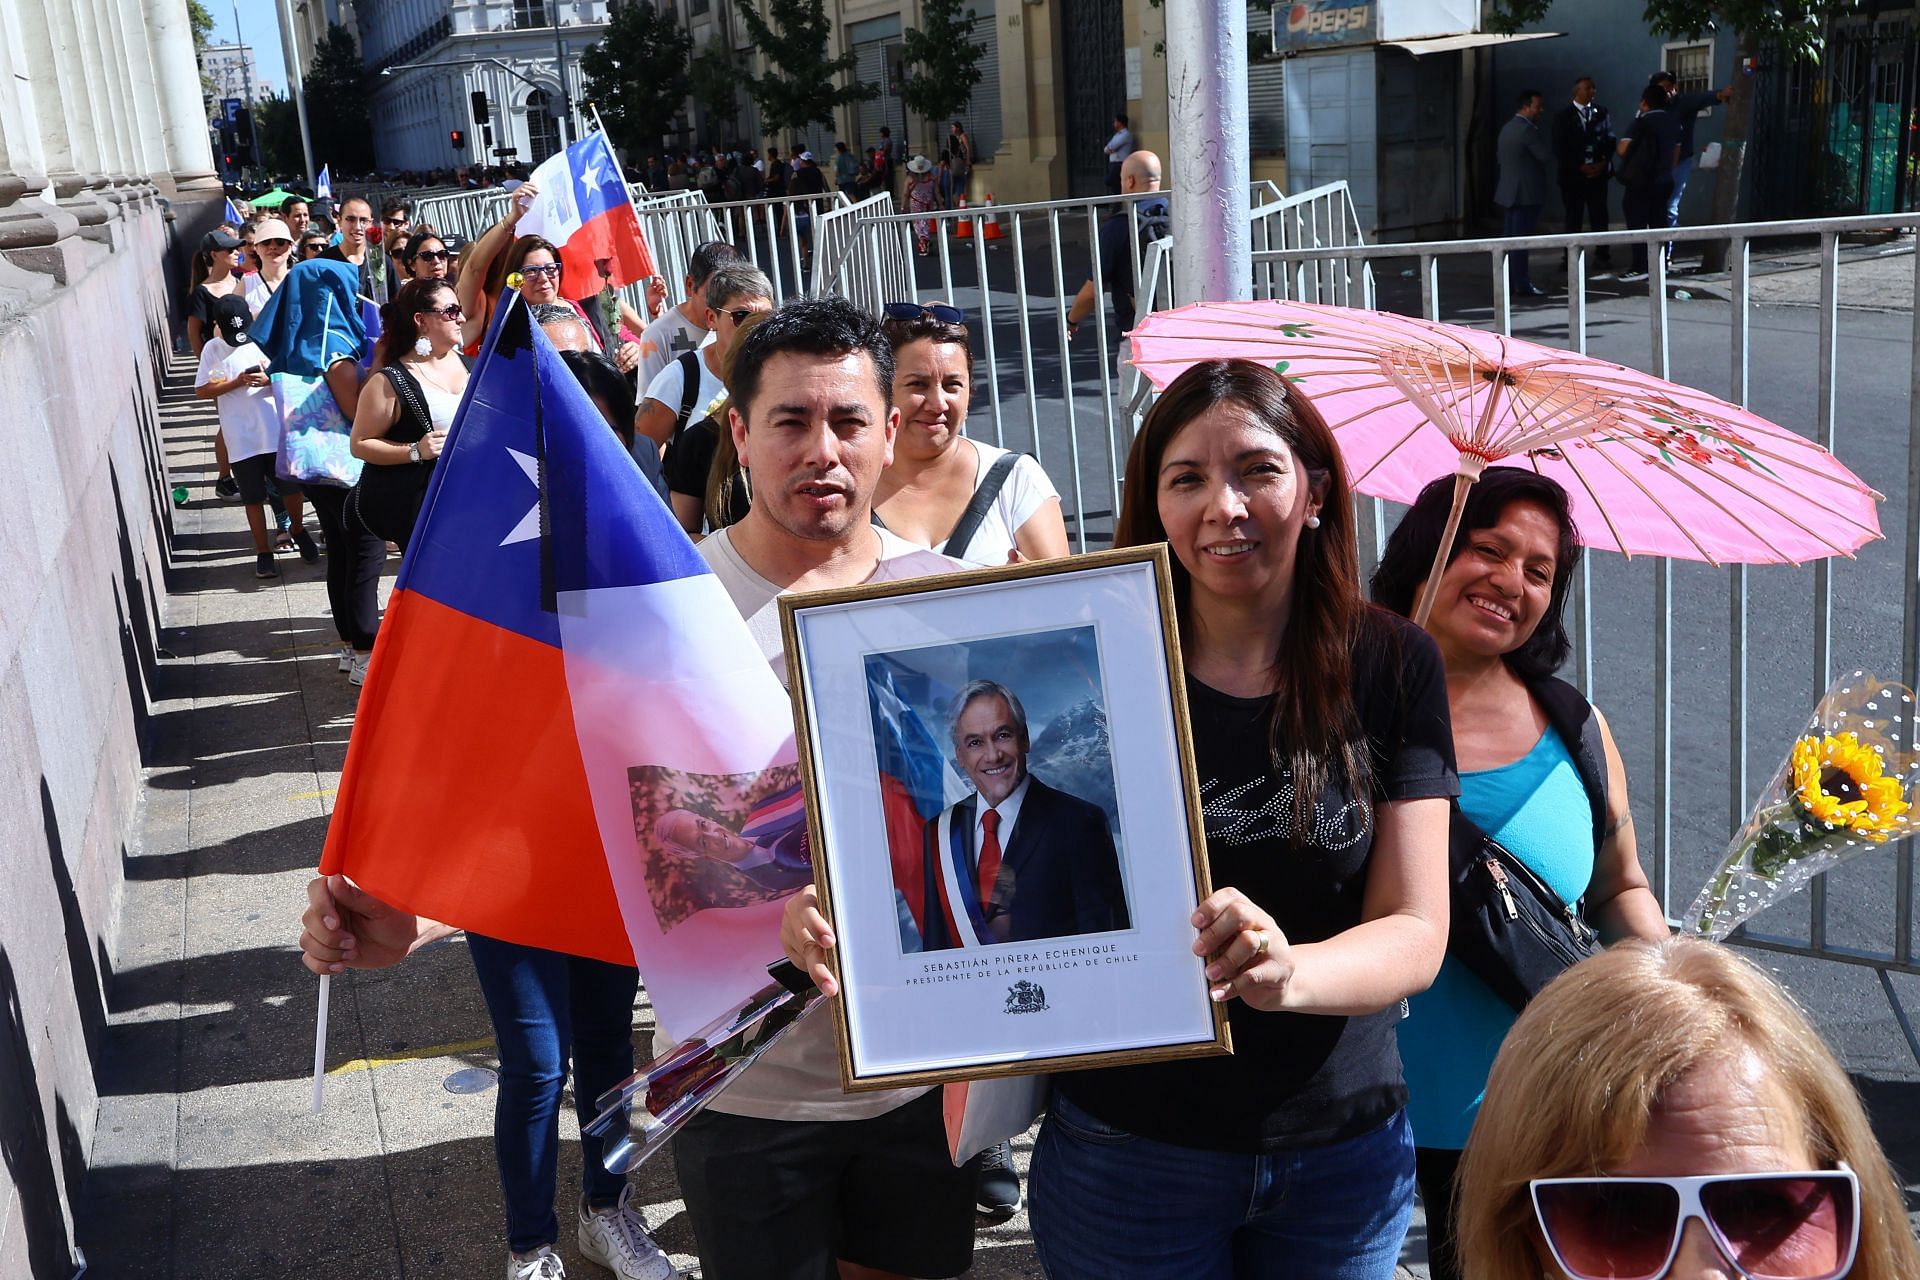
[687,40,745,145]
[188,0,216,106]
[255,93,304,178]
[736,0,877,145]
[303,24,374,175]
[900,0,982,155]
[1485,0,1862,261]
[581,3,691,161]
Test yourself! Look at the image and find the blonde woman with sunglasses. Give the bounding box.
[1456,936,1920,1280]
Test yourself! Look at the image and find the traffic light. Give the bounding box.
[450,129,466,150]
[470,90,490,125]
[233,106,255,151]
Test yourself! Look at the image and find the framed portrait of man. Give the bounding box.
[779,546,1229,1091]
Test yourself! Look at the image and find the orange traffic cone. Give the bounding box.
[983,192,1005,242]
[955,196,972,239]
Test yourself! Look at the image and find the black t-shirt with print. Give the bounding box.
[1056,609,1458,1153]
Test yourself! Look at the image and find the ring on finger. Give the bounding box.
[1250,929,1270,956]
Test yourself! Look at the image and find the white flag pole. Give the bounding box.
[311,973,331,1112]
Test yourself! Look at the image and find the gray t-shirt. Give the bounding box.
[682,525,959,1122]
[635,305,713,393]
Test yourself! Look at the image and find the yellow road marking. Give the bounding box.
[289,788,337,802]
[327,1035,498,1076]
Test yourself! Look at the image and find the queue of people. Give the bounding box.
[209,167,1920,1280]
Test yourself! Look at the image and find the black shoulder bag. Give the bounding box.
[870,450,1023,561]
[1447,676,1607,1011]
[348,364,436,550]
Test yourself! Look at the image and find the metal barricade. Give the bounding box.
[701,191,853,303]
[811,182,1369,553]
[1256,217,1920,1062]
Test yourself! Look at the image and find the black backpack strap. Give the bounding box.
[1529,675,1610,855]
[944,451,1023,561]
[672,349,703,443]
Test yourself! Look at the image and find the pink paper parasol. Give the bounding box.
[1128,300,1883,623]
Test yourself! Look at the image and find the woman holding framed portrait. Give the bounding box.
[1025,359,1458,1278]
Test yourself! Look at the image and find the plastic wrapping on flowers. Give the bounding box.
[1688,670,1920,940]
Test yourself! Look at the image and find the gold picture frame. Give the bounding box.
[779,545,1230,1093]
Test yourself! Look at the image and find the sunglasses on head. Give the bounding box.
[883,301,965,326]
[519,262,562,278]
[1530,1166,1860,1280]
[413,248,450,261]
[420,302,464,321]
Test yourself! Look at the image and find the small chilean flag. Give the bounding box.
[319,294,795,1034]
[516,131,658,303]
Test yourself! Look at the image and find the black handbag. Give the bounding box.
[348,364,436,548]
[1445,676,1608,1011]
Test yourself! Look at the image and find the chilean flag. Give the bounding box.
[319,293,796,1035]
[516,131,657,303]
[866,660,969,944]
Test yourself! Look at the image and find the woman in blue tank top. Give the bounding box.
[1370,470,1668,1280]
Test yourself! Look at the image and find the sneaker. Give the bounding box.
[975,1139,1021,1218]
[1617,270,1649,283]
[578,1186,679,1280]
[214,476,240,499]
[292,528,320,564]
[254,553,279,580]
[506,1246,566,1280]
[348,651,371,686]
[337,645,354,674]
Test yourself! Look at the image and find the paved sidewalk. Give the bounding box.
[78,359,1432,1278]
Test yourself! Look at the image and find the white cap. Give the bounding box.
[799,150,814,161]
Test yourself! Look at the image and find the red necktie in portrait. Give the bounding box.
[978,808,1003,910]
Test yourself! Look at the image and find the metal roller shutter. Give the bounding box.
[1249,0,1286,157]
[962,1,1002,162]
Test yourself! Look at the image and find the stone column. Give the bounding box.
[0,0,81,290]
[141,0,222,192]
[99,0,164,197]
[111,0,172,203]
[12,0,116,232]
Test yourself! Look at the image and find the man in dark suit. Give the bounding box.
[1495,88,1555,297]
[912,679,1129,952]
[1552,76,1616,274]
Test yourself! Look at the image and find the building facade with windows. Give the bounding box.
[203,43,274,105]
[277,0,609,173]
[638,0,1288,204]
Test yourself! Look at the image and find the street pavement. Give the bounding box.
[78,237,1920,1275]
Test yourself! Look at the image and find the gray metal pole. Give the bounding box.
[276,0,316,186]
[1166,0,1251,305]
[551,1,574,144]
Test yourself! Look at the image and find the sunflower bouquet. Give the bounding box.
[1688,670,1920,940]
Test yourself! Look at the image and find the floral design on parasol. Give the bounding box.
[1128,300,1883,620]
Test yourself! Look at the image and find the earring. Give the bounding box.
[413,336,433,357]
[1305,514,1322,529]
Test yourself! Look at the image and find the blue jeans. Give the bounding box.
[1666,156,1693,227]
[1028,1094,1416,1280]
[466,933,641,1254]
[1502,203,1541,290]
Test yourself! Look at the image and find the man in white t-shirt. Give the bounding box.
[635,262,773,464]
[633,240,742,392]
[673,296,978,1280]
[194,293,317,578]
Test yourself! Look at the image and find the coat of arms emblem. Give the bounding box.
[1004,980,1049,1014]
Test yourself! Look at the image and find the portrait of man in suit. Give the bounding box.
[908,679,1131,951]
